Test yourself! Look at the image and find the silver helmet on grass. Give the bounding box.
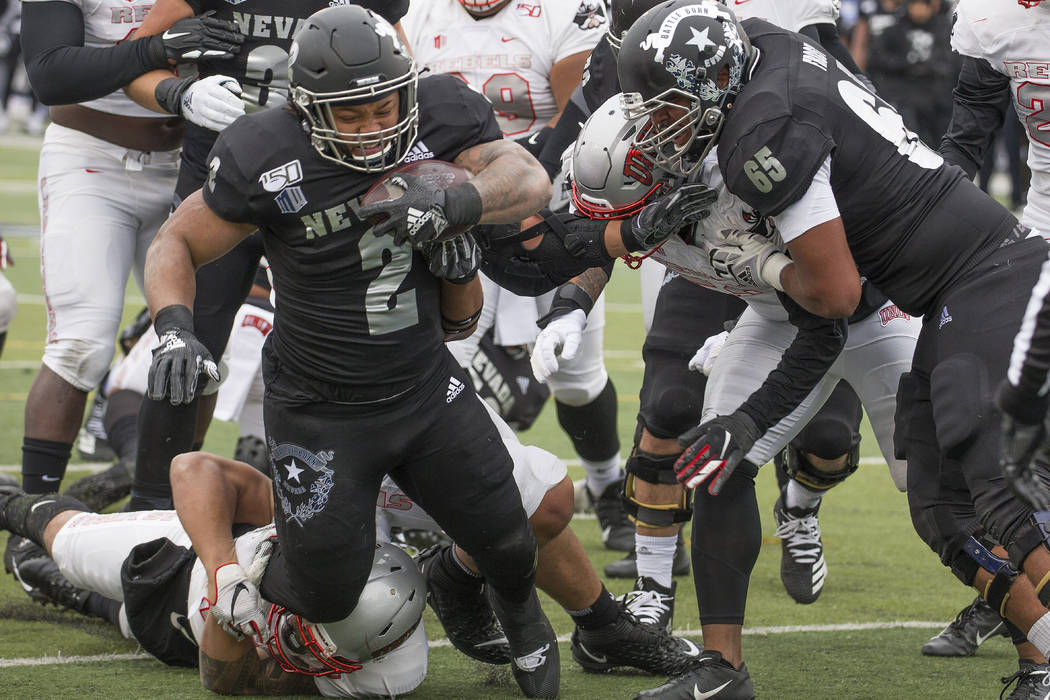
[289,5,419,173]
[616,0,755,175]
[266,542,426,676]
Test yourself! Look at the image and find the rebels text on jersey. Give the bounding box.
[719,20,1015,316]
[202,75,502,390]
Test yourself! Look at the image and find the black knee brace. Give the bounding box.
[622,450,691,528]
[958,535,1019,616]
[0,493,90,549]
[780,442,860,492]
[555,379,620,462]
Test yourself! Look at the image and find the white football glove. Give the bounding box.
[700,229,791,292]
[207,561,272,644]
[530,308,587,383]
[180,75,245,132]
[688,330,729,376]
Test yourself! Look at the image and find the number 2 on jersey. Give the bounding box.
[358,231,419,335]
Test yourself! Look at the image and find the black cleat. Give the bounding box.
[773,492,827,604]
[572,602,700,676]
[5,535,56,604]
[620,576,676,634]
[64,455,134,512]
[922,595,1007,657]
[487,587,560,698]
[591,481,634,551]
[604,533,690,579]
[1001,659,1050,700]
[11,554,92,614]
[417,545,511,664]
[633,650,754,699]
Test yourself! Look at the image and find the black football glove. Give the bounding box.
[422,233,480,284]
[675,411,761,495]
[620,183,718,251]
[147,305,220,406]
[148,12,245,68]
[359,174,483,247]
[1000,415,1050,512]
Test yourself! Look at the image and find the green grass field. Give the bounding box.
[0,135,1018,699]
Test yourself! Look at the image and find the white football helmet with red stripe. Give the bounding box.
[265,542,425,676]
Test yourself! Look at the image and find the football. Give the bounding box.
[360,159,475,241]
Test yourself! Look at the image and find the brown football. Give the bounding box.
[361,159,475,240]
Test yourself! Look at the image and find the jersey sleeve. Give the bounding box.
[202,127,259,224]
[549,0,607,64]
[720,115,834,217]
[948,1,988,62]
[937,56,1010,179]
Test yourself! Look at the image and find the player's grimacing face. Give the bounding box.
[330,93,401,155]
[650,93,693,148]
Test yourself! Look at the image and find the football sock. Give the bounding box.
[102,389,141,459]
[567,584,620,630]
[785,479,823,512]
[21,437,72,494]
[0,331,6,356]
[84,593,122,626]
[1027,612,1050,660]
[583,455,623,500]
[636,533,677,589]
[129,397,198,510]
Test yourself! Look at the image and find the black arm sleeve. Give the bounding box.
[998,252,1050,425]
[735,293,848,435]
[21,0,160,105]
[938,56,1011,179]
[538,92,588,178]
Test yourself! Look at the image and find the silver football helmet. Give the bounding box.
[617,0,756,175]
[571,94,668,220]
[266,542,426,676]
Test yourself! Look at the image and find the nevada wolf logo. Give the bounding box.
[269,439,336,526]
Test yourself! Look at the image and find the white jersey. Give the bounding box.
[403,0,606,138]
[951,0,1050,235]
[650,154,788,322]
[727,0,840,32]
[21,0,162,118]
[52,513,426,697]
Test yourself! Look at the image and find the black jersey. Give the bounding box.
[718,20,1015,316]
[203,75,502,390]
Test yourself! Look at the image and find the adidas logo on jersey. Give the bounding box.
[938,305,953,329]
[403,140,435,163]
[447,376,465,403]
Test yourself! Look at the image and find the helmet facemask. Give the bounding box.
[617,1,755,175]
[457,0,513,18]
[266,605,364,677]
[292,77,419,173]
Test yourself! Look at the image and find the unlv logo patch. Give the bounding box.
[878,304,910,326]
[269,440,335,526]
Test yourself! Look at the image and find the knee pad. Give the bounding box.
[956,535,1019,616]
[642,383,705,439]
[554,379,619,461]
[0,275,15,332]
[622,468,692,529]
[930,355,988,455]
[780,440,859,492]
[43,337,116,391]
[0,493,90,547]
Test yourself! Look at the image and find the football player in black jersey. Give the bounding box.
[120,0,409,513]
[141,7,560,697]
[613,2,1050,698]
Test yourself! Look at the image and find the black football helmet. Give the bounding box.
[607,0,667,56]
[617,0,756,175]
[288,5,419,173]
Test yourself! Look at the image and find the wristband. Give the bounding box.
[536,282,594,329]
[761,253,792,292]
[442,307,483,333]
[153,304,194,335]
[996,379,1050,426]
[443,182,484,230]
[154,76,196,116]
